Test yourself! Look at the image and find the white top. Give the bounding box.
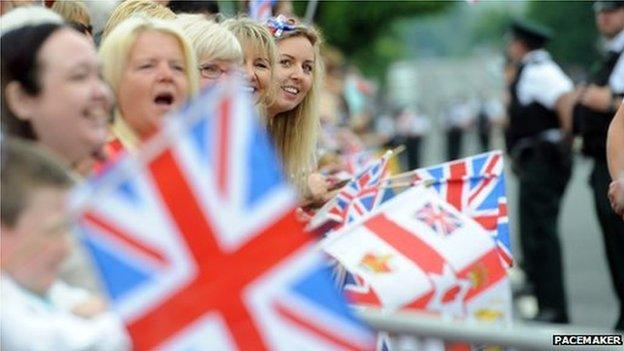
[484,98,505,122]
[517,49,574,109]
[605,30,624,94]
[0,274,130,351]
[396,111,430,136]
[446,102,475,129]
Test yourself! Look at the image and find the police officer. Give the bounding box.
[505,20,576,323]
[573,0,624,331]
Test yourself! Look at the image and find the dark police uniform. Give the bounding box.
[506,22,574,323]
[573,2,624,331]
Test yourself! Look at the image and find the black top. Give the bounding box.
[505,58,561,153]
[573,49,623,160]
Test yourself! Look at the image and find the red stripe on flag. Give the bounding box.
[467,154,500,204]
[344,284,383,307]
[457,248,506,302]
[403,289,434,310]
[274,301,371,351]
[445,342,472,351]
[498,200,508,217]
[364,214,446,274]
[473,214,497,231]
[83,212,168,266]
[483,153,501,176]
[128,148,312,350]
[216,98,230,198]
[130,149,256,350]
[447,162,467,209]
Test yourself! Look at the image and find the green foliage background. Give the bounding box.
[293,1,449,78]
[279,1,600,80]
[525,0,599,69]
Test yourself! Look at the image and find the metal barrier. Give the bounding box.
[356,308,623,351]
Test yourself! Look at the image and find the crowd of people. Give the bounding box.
[0,0,623,350]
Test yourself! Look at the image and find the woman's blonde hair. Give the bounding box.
[51,0,91,25]
[99,16,199,146]
[175,14,242,65]
[102,0,175,39]
[268,23,324,193]
[221,16,277,109]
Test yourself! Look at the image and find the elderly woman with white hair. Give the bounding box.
[175,13,243,90]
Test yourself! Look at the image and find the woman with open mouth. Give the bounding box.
[97,17,198,164]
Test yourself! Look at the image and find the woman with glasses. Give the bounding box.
[175,14,242,90]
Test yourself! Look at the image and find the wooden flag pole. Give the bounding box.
[380,179,435,190]
[389,144,406,156]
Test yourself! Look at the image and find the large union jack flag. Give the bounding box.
[70,79,374,350]
[408,151,513,267]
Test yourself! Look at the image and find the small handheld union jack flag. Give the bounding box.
[415,202,463,237]
[398,151,513,267]
[326,151,392,227]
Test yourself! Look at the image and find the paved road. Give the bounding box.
[417,127,619,331]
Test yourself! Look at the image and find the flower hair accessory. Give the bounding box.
[266,15,296,38]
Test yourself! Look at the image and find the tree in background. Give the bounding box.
[292,1,449,79]
[526,0,598,74]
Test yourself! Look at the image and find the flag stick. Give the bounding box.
[381,179,435,189]
[389,144,406,157]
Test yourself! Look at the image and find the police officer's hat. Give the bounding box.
[593,1,624,12]
[508,20,553,49]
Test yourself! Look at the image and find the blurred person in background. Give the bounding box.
[98,17,198,161]
[101,0,175,40]
[395,106,429,170]
[1,138,129,351]
[476,95,505,152]
[51,0,93,42]
[167,0,219,18]
[0,0,41,16]
[505,20,576,324]
[1,21,113,176]
[443,97,474,161]
[175,14,243,90]
[0,4,62,38]
[572,0,624,331]
[222,16,276,117]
